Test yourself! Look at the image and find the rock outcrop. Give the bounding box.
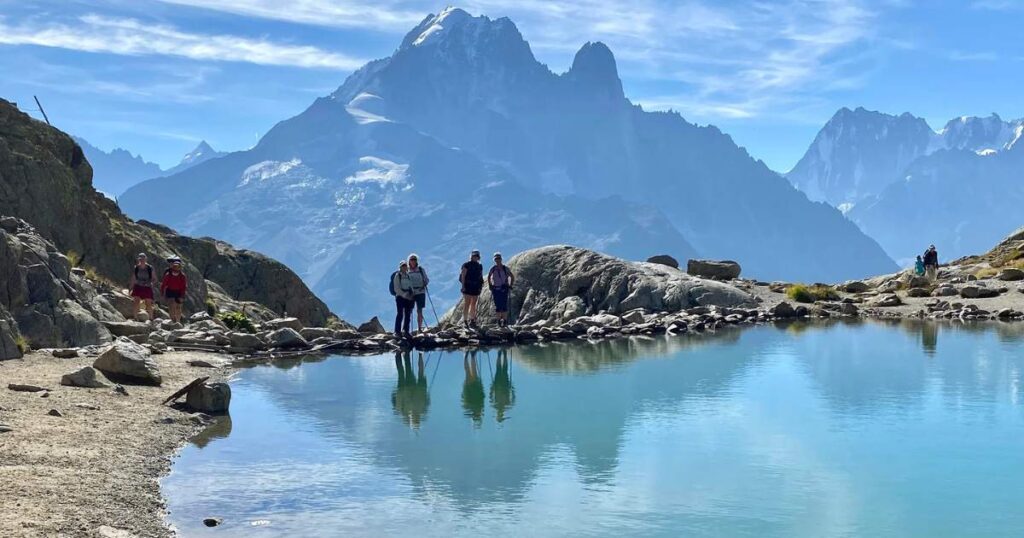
[0,98,334,333]
[686,259,741,280]
[444,245,756,325]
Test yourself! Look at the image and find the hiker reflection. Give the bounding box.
[392,351,429,429]
[462,349,485,427]
[490,348,515,423]
[921,322,938,356]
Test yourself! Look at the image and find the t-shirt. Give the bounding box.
[489,265,512,288]
[161,270,188,293]
[462,261,483,286]
[133,264,153,285]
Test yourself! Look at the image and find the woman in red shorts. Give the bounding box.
[160,257,188,323]
[128,253,155,321]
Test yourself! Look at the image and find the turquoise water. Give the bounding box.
[163,321,1024,537]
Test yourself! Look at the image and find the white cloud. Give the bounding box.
[156,0,426,30]
[948,50,998,62]
[0,14,365,69]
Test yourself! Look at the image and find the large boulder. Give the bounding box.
[264,317,303,332]
[102,321,154,337]
[265,327,308,349]
[998,268,1024,281]
[357,316,387,335]
[60,366,109,388]
[686,259,741,280]
[185,382,231,414]
[960,285,999,299]
[839,280,870,293]
[444,246,756,325]
[645,255,679,269]
[92,338,162,385]
[0,307,22,360]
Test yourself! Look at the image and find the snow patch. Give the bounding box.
[837,202,855,214]
[240,159,301,186]
[411,7,469,46]
[344,157,410,186]
[345,93,391,125]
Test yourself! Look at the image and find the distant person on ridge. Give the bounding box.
[488,252,515,327]
[160,257,188,323]
[391,260,414,338]
[406,254,430,332]
[459,249,484,328]
[914,255,925,277]
[128,252,155,321]
[923,245,939,282]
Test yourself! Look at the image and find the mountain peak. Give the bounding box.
[180,140,217,165]
[566,41,624,100]
[399,7,522,50]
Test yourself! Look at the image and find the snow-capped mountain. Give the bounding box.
[120,8,896,321]
[72,137,224,197]
[788,108,1024,210]
[789,107,1024,263]
[163,140,225,176]
[72,136,163,197]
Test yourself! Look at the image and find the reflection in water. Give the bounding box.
[461,350,485,426]
[392,351,430,429]
[166,322,1024,538]
[489,349,515,422]
[189,415,233,449]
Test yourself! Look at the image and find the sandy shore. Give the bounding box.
[0,350,234,538]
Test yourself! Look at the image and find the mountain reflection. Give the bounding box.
[218,321,1024,511]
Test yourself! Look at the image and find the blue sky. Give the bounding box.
[1,0,1022,171]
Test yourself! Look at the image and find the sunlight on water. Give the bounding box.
[163,321,1024,537]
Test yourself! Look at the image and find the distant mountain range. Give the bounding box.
[73,137,224,197]
[119,7,896,321]
[787,107,1023,263]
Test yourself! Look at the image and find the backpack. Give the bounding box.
[134,264,153,282]
[389,271,403,296]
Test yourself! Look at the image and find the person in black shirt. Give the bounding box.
[459,249,484,328]
[923,245,939,282]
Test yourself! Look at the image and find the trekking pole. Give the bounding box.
[426,288,441,327]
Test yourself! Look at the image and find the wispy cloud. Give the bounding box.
[156,0,426,30]
[948,50,999,62]
[0,14,365,69]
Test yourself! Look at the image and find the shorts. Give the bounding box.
[164,289,184,304]
[462,283,483,297]
[131,285,154,300]
[413,293,426,309]
[492,287,509,313]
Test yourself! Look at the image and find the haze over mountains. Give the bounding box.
[788,107,1024,263]
[120,7,896,321]
[74,137,224,197]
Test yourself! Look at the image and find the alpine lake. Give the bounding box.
[163,320,1024,537]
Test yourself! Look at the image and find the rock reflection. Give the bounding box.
[392,350,430,429]
[190,415,233,449]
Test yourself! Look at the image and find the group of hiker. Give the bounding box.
[914,244,940,282]
[128,253,189,323]
[390,250,515,337]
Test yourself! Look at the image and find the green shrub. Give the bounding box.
[205,298,219,316]
[65,250,82,267]
[786,284,839,303]
[218,311,255,333]
[325,315,346,329]
[15,334,31,353]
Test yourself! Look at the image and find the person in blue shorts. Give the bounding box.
[488,252,515,327]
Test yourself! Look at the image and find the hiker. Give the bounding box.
[128,252,155,321]
[459,249,484,328]
[391,260,414,337]
[923,245,939,282]
[488,252,515,327]
[407,254,430,332]
[160,257,187,323]
[914,255,926,276]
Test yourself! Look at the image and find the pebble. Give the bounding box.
[203,517,223,527]
[47,409,63,417]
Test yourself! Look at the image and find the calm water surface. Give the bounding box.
[163,321,1024,537]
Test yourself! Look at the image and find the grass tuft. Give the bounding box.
[787,284,839,303]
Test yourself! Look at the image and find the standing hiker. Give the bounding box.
[923,245,939,282]
[128,253,155,321]
[459,249,484,328]
[488,252,515,327]
[160,257,188,323]
[914,255,926,277]
[391,260,414,337]
[407,254,430,332]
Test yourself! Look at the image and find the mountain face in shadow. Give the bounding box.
[120,8,895,320]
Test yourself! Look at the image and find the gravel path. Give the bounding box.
[0,350,233,538]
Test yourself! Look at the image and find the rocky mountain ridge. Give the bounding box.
[0,97,333,357]
[74,137,224,197]
[119,7,896,321]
